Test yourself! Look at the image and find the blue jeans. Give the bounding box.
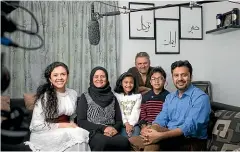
[120,125,140,138]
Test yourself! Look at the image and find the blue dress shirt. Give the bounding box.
[153,84,211,139]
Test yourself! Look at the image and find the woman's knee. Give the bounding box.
[115,135,131,150]
[89,134,108,151]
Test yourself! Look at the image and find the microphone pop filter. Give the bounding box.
[88,20,100,45]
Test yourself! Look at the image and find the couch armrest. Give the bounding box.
[211,102,240,112]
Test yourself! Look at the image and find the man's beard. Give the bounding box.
[175,81,189,91]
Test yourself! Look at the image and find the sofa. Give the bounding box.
[1,97,240,151]
[207,102,240,151]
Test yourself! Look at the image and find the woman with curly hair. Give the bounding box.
[25,62,90,152]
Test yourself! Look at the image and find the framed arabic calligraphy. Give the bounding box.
[129,2,155,40]
[155,18,180,54]
[180,6,203,40]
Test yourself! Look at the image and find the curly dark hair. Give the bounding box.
[35,61,69,123]
[114,72,137,95]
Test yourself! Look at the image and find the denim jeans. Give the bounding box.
[120,125,140,138]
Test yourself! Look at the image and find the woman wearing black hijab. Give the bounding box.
[76,66,130,151]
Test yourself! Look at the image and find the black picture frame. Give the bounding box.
[129,2,155,40]
[180,6,203,40]
[155,18,180,54]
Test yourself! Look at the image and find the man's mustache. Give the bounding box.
[177,81,186,83]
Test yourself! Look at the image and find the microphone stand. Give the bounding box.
[128,1,224,13]
[95,0,225,18]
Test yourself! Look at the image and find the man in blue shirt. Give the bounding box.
[140,60,211,151]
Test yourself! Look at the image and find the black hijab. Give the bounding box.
[88,66,114,108]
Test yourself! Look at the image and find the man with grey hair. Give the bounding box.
[127,52,154,94]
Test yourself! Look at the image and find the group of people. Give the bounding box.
[24,52,211,151]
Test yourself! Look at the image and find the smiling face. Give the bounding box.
[135,57,150,74]
[122,76,134,94]
[93,70,107,88]
[172,66,191,92]
[150,72,165,91]
[49,66,68,92]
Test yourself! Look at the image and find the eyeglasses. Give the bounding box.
[151,77,165,82]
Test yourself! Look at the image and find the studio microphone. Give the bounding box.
[88,3,100,45]
[101,11,121,17]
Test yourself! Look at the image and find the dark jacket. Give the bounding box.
[127,66,154,92]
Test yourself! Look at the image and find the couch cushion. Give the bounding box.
[10,98,25,109]
[1,96,10,111]
[23,93,36,111]
[1,96,10,121]
[208,110,240,151]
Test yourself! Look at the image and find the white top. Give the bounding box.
[114,93,142,126]
[30,88,77,132]
[25,88,90,152]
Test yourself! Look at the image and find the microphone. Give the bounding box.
[101,11,121,17]
[88,3,124,45]
[88,3,100,45]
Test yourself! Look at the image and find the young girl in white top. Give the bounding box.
[114,72,142,138]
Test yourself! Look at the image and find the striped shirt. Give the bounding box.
[139,89,169,125]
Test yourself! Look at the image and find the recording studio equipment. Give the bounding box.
[88,1,223,45]
[88,3,100,45]
[1,1,44,50]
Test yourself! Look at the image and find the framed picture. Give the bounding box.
[180,6,203,40]
[155,18,180,54]
[129,2,155,40]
